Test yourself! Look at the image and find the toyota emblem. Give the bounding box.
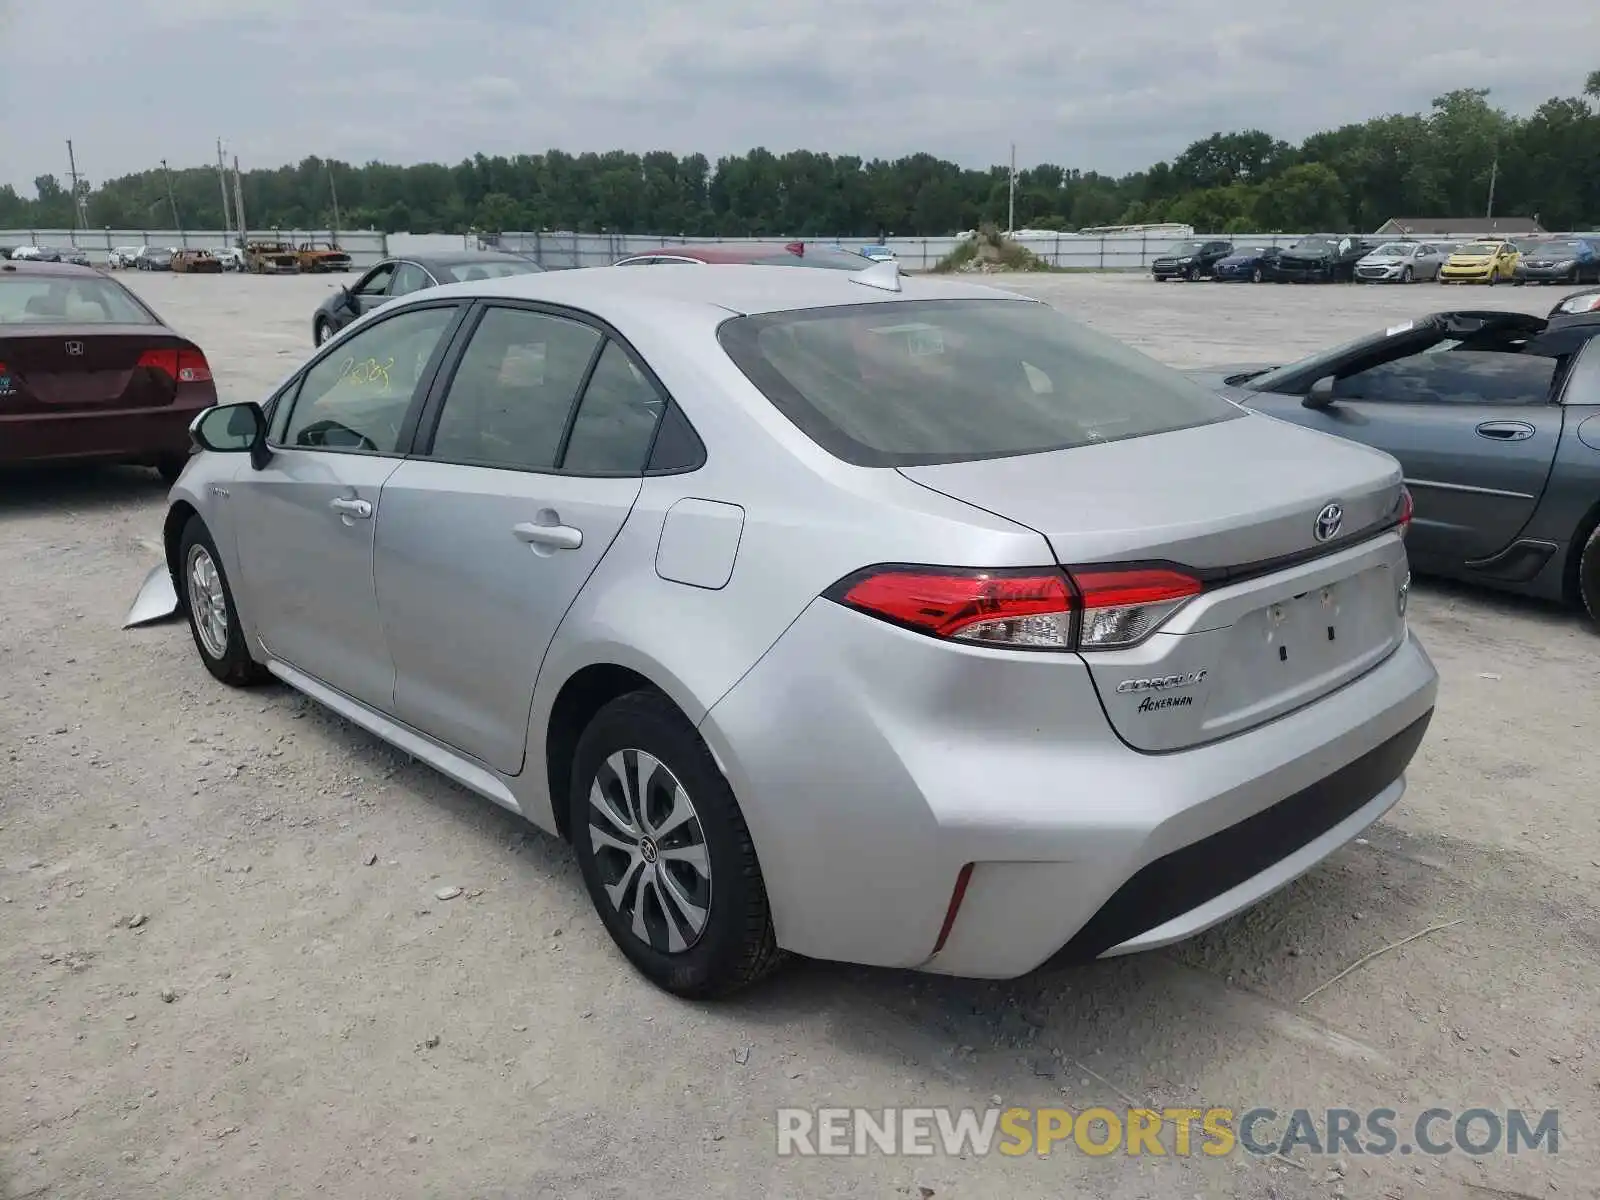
[64,340,84,356]
[1314,503,1344,542]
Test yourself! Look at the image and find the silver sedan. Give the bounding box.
[1355,241,1453,283]
[127,262,1438,996]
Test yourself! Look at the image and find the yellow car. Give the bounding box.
[1438,240,1519,285]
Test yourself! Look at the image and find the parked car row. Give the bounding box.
[7,245,92,266]
[1154,234,1600,286]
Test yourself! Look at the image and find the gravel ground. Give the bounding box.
[2,271,1595,1200]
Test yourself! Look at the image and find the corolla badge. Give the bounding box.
[1115,671,1207,694]
[1314,503,1344,542]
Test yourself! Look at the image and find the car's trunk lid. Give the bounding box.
[898,414,1410,750]
[0,326,186,412]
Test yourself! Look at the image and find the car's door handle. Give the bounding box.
[329,497,373,519]
[513,521,583,550]
[1475,420,1536,442]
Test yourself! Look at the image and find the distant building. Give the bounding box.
[1373,216,1546,238]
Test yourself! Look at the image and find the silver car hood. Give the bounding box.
[124,563,181,628]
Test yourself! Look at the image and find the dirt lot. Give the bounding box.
[2,271,1596,1200]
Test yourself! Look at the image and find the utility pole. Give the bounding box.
[1485,150,1499,221]
[216,139,234,233]
[231,155,247,248]
[1007,142,1017,235]
[66,140,86,235]
[327,162,342,241]
[160,158,182,235]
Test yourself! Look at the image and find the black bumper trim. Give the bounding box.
[1056,710,1433,962]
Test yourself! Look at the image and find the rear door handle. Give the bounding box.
[329,497,373,519]
[1475,421,1536,442]
[513,521,582,550]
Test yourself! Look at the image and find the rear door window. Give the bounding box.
[717,298,1241,467]
[424,306,601,471]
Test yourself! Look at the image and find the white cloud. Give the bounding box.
[2,0,1596,192]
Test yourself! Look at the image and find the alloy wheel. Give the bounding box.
[587,749,712,954]
[186,544,229,659]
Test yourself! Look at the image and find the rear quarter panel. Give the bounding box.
[519,306,1055,832]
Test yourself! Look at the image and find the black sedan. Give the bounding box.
[311,252,545,345]
[1186,309,1600,624]
[1150,239,1233,281]
[1212,245,1283,282]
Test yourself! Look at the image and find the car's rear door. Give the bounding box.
[373,302,665,775]
[1248,348,1563,565]
[232,302,466,710]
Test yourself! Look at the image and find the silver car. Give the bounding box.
[127,262,1438,996]
[1356,241,1452,283]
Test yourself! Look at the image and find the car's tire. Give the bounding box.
[1400,266,1413,283]
[1185,264,1200,281]
[569,689,783,998]
[1487,269,1499,286]
[1579,526,1600,629]
[155,455,188,485]
[1251,266,1263,283]
[178,516,271,687]
[314,318,332,346]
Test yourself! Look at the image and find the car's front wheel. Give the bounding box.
[1400,266,1413,283]
[1251,266,1263,283]
[570,690,783,998]
[1185,265,1200,281]
[1579,526,1600,629]
[314,318,332,346]
[178,517,271,687]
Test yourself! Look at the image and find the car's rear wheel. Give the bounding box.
[570,690,783,998]
[1579,526,1600,630]
[179,517,270,687]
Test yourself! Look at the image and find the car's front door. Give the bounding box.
[374,304,668,774]
[1247,349,1564,566]
[232,303,465,709]
[346,261,399,321]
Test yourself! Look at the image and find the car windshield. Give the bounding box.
[1371,243,1415,256]
[1164,241,1203,256]
[1530,242,1582,256]
[717,298,1242,467]
[1458,243,1500,255]
[0,276,155,324]
[435,260,543,283]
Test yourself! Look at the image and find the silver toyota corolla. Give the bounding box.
[127,261,1438,997]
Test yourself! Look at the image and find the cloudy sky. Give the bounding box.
[2,0,1596,193]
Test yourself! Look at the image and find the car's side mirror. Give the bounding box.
[1303,377,1338,409]
[191,401,270,468]
[339,285,357,309]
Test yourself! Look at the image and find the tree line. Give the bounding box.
[3,75,1597,238]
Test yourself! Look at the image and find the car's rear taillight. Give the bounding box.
[829,566,1075,649]
[138,347,213,383]
[1396,485,1414,540]
[825,563,1203,651]
[1073,567,1203,650]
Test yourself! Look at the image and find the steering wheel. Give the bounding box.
[296,419,380,452]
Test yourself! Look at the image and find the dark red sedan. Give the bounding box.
[0,261,217,481]
[612,242,873,269]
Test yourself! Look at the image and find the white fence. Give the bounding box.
[3,227,1338,272]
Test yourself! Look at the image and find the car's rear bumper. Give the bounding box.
[0,400,212,466]
[700,600,1437,979]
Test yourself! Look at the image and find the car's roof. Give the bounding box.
[412,262,1021,319]
[0,260,100,277]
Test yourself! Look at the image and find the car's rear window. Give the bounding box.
[0,276,154,324]
[437,260,543,283]
[717,298,1243,467]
